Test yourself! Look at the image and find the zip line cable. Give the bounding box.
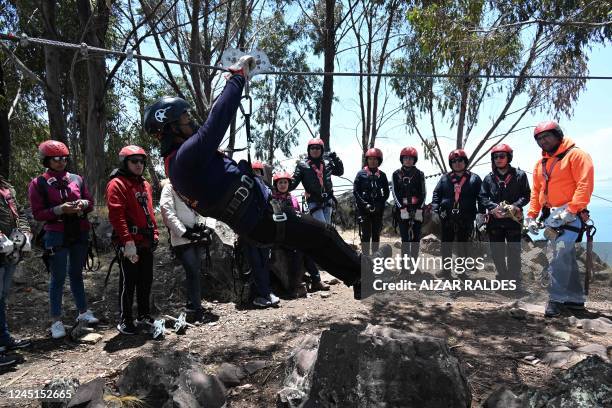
[3,32,612,80]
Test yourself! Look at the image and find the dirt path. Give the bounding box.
[1,232,610,407]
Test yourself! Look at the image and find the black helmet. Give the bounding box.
[144,96,191,135]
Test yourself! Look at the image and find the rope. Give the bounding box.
[3,32,612,80]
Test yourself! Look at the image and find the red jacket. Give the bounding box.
[106,171,158,246]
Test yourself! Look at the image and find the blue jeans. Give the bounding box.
[308,201,333,224]
[45,231,89,318]
[547,217,585,303]
[0,263,17,343]
[176,244,203,311]
[244,244,271,298]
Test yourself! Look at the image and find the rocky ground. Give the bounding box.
[0,226,610,407]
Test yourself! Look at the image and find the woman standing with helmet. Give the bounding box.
[391,147,426,267]
[479,144,530,288]
[28,141,98,339]
[432,149,482,279]
[106,145,159,334]
[272,171,328,293]
[353,148,390,255]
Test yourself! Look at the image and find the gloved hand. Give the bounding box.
[123,240,139,263]
[491,205,506,219]
[228,55,256,78]
[525,217,539,234]
[365,204,374,212]
[0,233,14,254]
[559,209,576,224]
[54,202,80,215]
[151,238,159,252]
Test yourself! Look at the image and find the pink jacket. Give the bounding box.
[28,170,93,232]
[272,191,300,212]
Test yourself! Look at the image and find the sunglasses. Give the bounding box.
[128,158,146,165]
[450,158,465,164]
[309,146,322,150]
[50,156,68,162]
[492,153,508,160]
[535,133,556,142]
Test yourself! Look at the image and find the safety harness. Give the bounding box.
[449,171,469,215]
[541,145,576,207]
[0,186,28,265]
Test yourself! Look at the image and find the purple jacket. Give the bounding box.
[28,170,94,232]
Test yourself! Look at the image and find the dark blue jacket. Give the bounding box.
[166,76,270,235]
[432,171,482,221]
[353,167,390,213]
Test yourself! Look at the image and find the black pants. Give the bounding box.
[119,247,153,322]
[488,226,522,282]
[248,210,361,285]
[441,219,473,272]
[359,211,383,255]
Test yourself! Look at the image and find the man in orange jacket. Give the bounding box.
[525,121,594,317]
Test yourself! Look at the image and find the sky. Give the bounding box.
[132,15,611,241]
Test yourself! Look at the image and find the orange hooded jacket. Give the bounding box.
[527,137,594,219]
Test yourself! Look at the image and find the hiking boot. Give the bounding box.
[76,309,99,324]
[253,297,272,308]
[117,321,138,335]
[0,337,31,351]
[289,284,308,299]
[193,309,219,324]
[228,55,256,78]
[310,281,330,292]
[50,321,66,339]
[0,353,18,367]
[545,301,563,318]
[564,302,586,311]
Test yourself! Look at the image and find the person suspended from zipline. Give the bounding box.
[144,55,389,300]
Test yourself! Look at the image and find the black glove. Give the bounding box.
[151,238,159,252]
[182,230,203,241]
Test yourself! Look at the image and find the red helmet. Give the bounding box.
[365,148,383,165]
[119,145,147,162]
[273,171,292,184]
[448,149,468,166]
[251,160,265,170]
[534,121,563,139]
[307,138,325,149]
[38,140,69,163]
[400,147,418,164]
[491,144,513,162]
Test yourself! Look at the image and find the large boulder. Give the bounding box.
[277,324,471,408]
[116,353,226,408]
[483,356,612,408]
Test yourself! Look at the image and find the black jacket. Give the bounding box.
[479,167,531,227]
[353,167,390,213]
[432,171,482,221]
[290,153,344,203]
[391,166,426,210]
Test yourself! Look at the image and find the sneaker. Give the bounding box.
[269,293,280,306]
[135,315,155,326]
[310,281,330,292]
[253,297,272,308]
[545,301,563,318]
[0,354,18,367]
[116,321,138,335]
[228,55,256,78]
[0,337,31,351]
[50,321,66,339]
[76,310,99,324]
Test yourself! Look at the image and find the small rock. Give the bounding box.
[508,308,527,320]
[78,333,103,344]
[545,329,571,342]
[217,363,248,387]
[244,360,269,375]
[483,386,522,408]
[320,292,331,299]
[523,355,536,361]
[276,387,306,408]
[326,278,340,285]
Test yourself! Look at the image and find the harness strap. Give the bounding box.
[269,199,287,243]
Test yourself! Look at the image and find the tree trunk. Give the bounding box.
[41,0,68,146]
[319,0,335,151]
[0,61,10,179]
[77,0,111,203]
